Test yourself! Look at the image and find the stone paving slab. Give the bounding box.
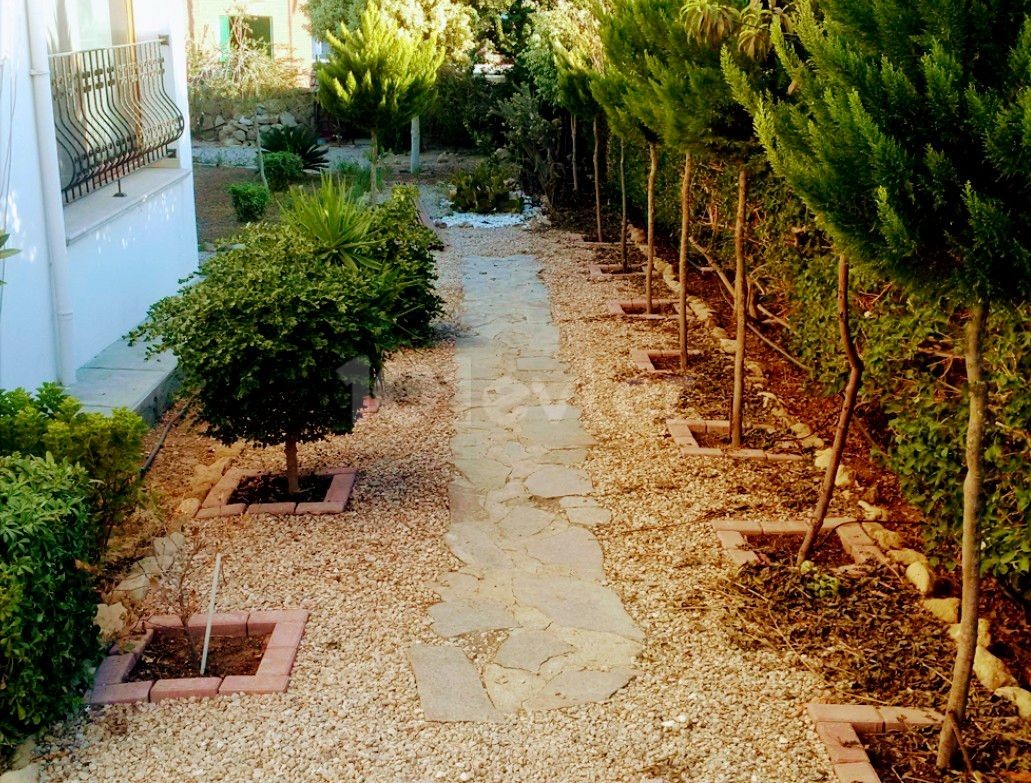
[410,254,641,721]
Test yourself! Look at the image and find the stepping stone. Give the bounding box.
[499,506,556,538]
[429,599,516,637]
[407,645,501,722]
[525,466,593,498]
[483,663,545,713]
[523,527,604,578]
[566,506,613,526]
[515,356,568,372]
[495,629,573,672]
[454,458,511,490]
[526,668,637,710]
[445,522,511,570]
[514,574,643,641]
[518,414,595,449]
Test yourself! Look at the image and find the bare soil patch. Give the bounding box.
[128,631,268,681]
[228,472,333,505]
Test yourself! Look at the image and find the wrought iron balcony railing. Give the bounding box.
[50,39,185,204]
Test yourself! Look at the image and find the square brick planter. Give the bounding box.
[196,466,356,518]
[607,299,680,319]
[807,702,942,783]
[87,609,309,706]
[588,263,644,281]
[361,396,380,416]
[710,517,888,568]
[631,349,703,373]
[667,418,805,462]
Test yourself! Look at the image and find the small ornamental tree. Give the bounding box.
[742,0,1031,767]
[134,223,398,494]
[316,2,444,195]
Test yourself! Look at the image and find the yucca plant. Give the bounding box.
[261,125,329,172]
[279,175,374,262]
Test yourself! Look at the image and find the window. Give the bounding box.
[219,15,273,56]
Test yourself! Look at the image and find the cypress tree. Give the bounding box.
[316,2,444,195]
[736,0,1031,766]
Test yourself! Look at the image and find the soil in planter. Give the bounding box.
[694,426,798,455]
[864,720,1030,782]
[746,532,854,569]
[128,630,269,680]
[229,472,333,505]
[622,301,678,316]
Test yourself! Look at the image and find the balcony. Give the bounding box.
[50,38,184,204]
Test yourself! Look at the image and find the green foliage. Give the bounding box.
[132,222,399,452]
[0,454,100,752]
[262,151,304,192]
[280,175,374,262]
[798,560,842,599]
[227,182,271,222]
[0,231,17,261]
[0,384,147,547]
[495,84,560,196]
[333,159,380,192]
[423,65,512,150]
[261,126,329,172]
[448,157,522,213]
[316,3,445,139]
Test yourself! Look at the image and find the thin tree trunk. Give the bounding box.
[678,152,694,372]
[619,139,628,272]
[645,142,658,314]
[936,300,989,769]
[571,115,579,193]
[797,255,863,564]
[369,128,378,198]
[730,165,747,448]
[285,437,300,495]
[593,116,603,243]
[410,116,421,174]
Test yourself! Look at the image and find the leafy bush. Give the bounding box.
[263,151,304,192]
[495,84,560,198]
[261,125,329,172]
[280,176,374,262]
[0,454,100,752]
[448,157,521,213]
[132,222,401,490]
[0,384,147,546]
[227,182,270,223]
[422,65,512,150]
[334,159,380,193]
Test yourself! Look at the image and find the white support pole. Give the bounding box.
[199,553,222,675]
[410,115,421,175]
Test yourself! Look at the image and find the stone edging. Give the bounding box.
[630,349,703,373]
[88,609,309,705]
[588,263,645,281]
[667,418,806,462]
[607,299,680,319]
[195,466,356,518]
[710,517,886,568]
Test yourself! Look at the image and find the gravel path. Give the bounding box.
[40,194,835,782]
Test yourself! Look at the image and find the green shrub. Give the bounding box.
[0,454,100,752]
[448,157,522,214]
[132,222,401,491]
[0,384,147,546]
[280,175,374,263]
[227,182,270,223]
[263,151,305,192]
[422,65,512,150]
[261,125,329,172]
[333,159,381,194]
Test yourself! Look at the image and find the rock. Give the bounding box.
[237,116,254,126]
[905,561,934,594]
[169,531,187,549]
[279,111,297,127]
[994,686,1031,720]
[10,739,36,771]
[834,464,854,488]
[428,600,516,637]
[566,506,612,526]
[407,645,501,721]
[494,629,573,672]
[526,668,637,710]
[524,466,592,498]
[789,422,813,439]
[858,501,890,523]
[137,555,173,577]
[112,573,150,603]
[214,442,245,460]
[177,497,201,517]
[0,762,39,783]
[865,524,902,549]
[973,646,1017,692]
[94,602,128,640]
[233,129,246,142]
[922,597,960,624]
[888,548,928,567]
[813,448,833,470]
[861,485,879,504]
[948,619,992,648]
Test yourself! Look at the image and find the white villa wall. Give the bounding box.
[0,1,198,391]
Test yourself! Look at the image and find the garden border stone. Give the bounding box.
[607,299,680,319]
[588,263,645,281]
[631,349,704,373]
[667,418,805,462]
[195,466,356,518]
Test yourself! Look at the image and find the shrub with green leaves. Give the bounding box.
[448,157,521,214]
[261,126,329,172]
[0,454,100,752]
[0,384,147,546]
[333,159,380,193]
[263,151,305,192]
[227,182,270,223]
[133,222,400,492]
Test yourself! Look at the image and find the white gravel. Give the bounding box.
[37,186,837,783]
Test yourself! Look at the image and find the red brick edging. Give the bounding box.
[196,466,356,518]
[87,609,309,705]
[808,702,942,783]
[631,349,703,373]
[588,263,645,281]
[710,517,888,567]
[667,418,805,462]
[608,300,680,319]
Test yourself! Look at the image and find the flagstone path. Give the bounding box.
[408,254,643,720]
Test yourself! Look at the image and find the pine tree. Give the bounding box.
[316,2,444,194]
[739,0,1031,766]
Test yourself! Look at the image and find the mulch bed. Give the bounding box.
[693,426,796,454]
[746,531,855,569]
[128,631,269,681]
[229,472,333,505]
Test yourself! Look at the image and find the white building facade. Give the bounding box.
[0,0,197,393]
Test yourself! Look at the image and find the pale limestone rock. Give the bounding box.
[94,602,127,640]
[10,739,36,771]
[566,506,612,526]
[429,599,516,637]
[834,465,854,489]
[922,597,959,624]
[905,561,934,594]
[889,548,928,567]
[407,645,501,722]
[483,664,544,712]
[858,501,890,523]
[499,506,556,537]
[111,573,150,603]
[973,646,1017,692]
[495,629,573,672]
[813,448,833,470]
[524,466,592,498]
[870,527,903,549]
[526,668,637,710]
[177,497,201,516]
[948,619,992,648]
[0,763,39,783]
[994,686,1031,720]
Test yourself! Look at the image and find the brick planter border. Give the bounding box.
[361,395,381,416]
[667,418,805,462]
[709,517,888,568]
[607,299,680,320]
[196,465,356,518]
[87,609,309,705]
[631,349,703,373]
[807,702,942,783]
[588,263,645,281]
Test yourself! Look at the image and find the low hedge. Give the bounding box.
[0,454,101,752]
[614,141,1030,598]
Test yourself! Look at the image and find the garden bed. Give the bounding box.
[667,418,805,462]
[608,299,679,319]
[196,465,356,518]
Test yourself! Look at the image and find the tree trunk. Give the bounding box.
[619,139,628,272]
[285,437,300,495]
[571,115,579,193]
[730,165,748,448]
[678,152,694,372]
[797,255,863,564]
[936,300,989,769]
[645,142,658,314]
[593,116,603,243]
[369,128,379,198]
[410,116,421,174]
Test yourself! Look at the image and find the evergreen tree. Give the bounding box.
[316,2,444,194]
[736,0,1031,766]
